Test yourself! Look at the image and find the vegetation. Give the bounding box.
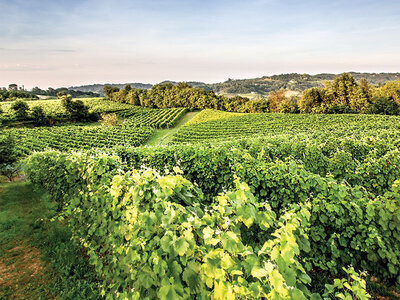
[0,98,133,125]
[100,112,119,126]
[69,72,400,96]
[31,86,100,98]
[2,77,400,298]
[105,83,269,113]
[171,109,400,143]
[298,73,400,114]
[0,89,38,102]
[26,151,379,299]
[5,125,154,155]
[10,99,30,120]
[0,181,99,299]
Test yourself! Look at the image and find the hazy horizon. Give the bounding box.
[1,0,400,89]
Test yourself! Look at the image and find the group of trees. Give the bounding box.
[105,83,269,113]
[3,94,97,125]
[59,94,98,121]
[31,87,100,98]
[296,73,400,114]
[0,89,38,102]
[261,73,400,115]
[8,100,49,125]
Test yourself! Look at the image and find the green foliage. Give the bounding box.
[25,148,400,287]
[31,105,48,126]
[11,99,30,120]
[6,125,154,156]
[61,94,95,121]
[171,109,400,144]
[298,73,377,114]
[326,105,355,114]
[0,134,17,165]
[324,267,370,300]
[279,97,300,113]
[0,181,100,299]
[365,97,400,115]
[0,89,38,102]
[105,83,267,113]
[298,88,326,113]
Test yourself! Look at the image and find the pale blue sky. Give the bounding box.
[1,0,400,88]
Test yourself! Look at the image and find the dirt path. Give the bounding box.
[145,111,199,146]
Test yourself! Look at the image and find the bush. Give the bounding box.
[0,134,17,165]
[31,106,48,126]
[11,100,29,120]
[100,112,119,126]
[61,95,98,122]
[279,97,300,113]
[0,134,20,181]
[326,105,355,114]
[365,97,400,115]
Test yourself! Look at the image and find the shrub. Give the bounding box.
[61,95,98,122]
[326,105,355,114]
[365,97,399,115]
[100,112,119,126]
[0,134,17,165]
[31,106,48,126]
[11,99,29,120]
[0,134,20,181]
[279,97,300,113]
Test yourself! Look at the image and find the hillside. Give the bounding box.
[68,82,153,95]
[69,72,400,96]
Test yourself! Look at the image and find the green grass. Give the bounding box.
[145,111,200,146]
[0,181,100,299]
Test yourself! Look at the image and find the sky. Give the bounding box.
[1,0,400,89]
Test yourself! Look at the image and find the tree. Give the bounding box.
[61,94,92,121]
[373,80,400,105]
[31,106,47,126]
[332,73,357,106]
[279,96,299,113]
[365,97,399,115]
[57,91,68,98]
[104,86,120,99]
[0,134,21,181]
[0,134,17,165]
[11,100,29,120]
[298,88,324,113]
[267,88,286,112]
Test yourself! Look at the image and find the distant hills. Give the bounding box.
[69,72,400,96]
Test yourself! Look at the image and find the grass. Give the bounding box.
[0,181,100,299]
[145,111,200,146]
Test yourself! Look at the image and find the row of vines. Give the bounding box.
[25,150,380,299]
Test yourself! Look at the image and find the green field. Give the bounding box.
[1,98,400,299]
[171,109,400,143]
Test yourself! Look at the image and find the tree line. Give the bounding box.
[31,87,100,98]
[104,82,269,113]
[265,73,400,115]
[0,89,38,102]
[295,73,400,114]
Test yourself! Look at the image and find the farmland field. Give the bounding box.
[0,98,188,154]
[1,98,400,299]
[172,109,400,143]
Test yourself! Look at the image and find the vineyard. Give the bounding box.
[9,125,155,154]
[1,100,400,299]
[0,98,189,154]
[118,107,187,128]
[0,98,134,120]
[172,109,400,143]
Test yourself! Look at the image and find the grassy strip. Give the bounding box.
[0,181,100,299]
